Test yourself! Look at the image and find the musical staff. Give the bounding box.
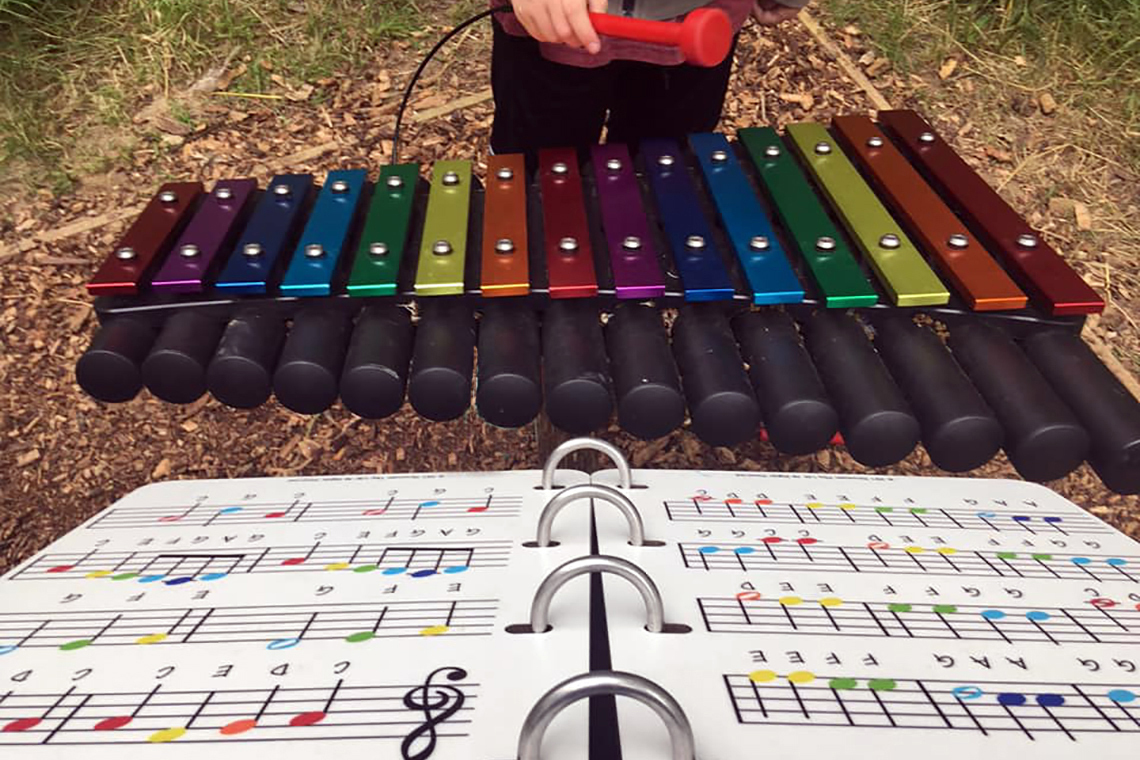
[666,498,1107,534]
[11,539,511,584]
[0,675,476,745]
[698,595,1140,645]
[725,672,1139,738]
[87,494,518,529]
[680,541,1138,582]
[0,599,495,654]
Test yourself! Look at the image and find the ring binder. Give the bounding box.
[534,483,647,547]
[541,437,634,489]
[518,670,696,760]
[528,555,665,633]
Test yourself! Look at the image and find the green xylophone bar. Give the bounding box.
[786,123,950,308]
[346,164,420,297]
[737,127,878,308]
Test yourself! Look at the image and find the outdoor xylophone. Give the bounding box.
[74,110,1140,495]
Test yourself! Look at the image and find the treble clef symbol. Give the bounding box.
[400,666,468,760]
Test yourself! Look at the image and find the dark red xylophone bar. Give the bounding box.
[87,182,203,296]
[878,110,1103,316]
[538,149,599,299]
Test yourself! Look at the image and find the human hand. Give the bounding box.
[752,0,806,25]
[510,0,609,53]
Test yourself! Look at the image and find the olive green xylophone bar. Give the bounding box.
[76,111,1140,494]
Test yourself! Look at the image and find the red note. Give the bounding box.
[94,716,133,731]
[289,711,326,727]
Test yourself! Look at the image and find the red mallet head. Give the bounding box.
[679,8,733,67]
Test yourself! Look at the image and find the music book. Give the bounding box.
[1,440,1136,759]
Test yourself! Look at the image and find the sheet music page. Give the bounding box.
[592,469,1139,759]
[0,470,595,760]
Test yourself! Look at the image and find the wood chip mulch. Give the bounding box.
[1,9,1137,575]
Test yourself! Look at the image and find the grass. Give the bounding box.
[820,0,1140,168]
[0,0,424,191]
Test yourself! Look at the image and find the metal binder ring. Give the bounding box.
[540,437,633,489]
[535,484,645,547]
[518,671,695,760]
[530,555,664,633]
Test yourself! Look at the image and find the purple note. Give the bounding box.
[591,145,666,299]
[150,178,257,293]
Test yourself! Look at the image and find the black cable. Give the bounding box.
[391,4,513,165]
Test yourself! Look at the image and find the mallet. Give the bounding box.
[587,8,733,67]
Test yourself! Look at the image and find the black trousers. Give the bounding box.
[490,19,737,158]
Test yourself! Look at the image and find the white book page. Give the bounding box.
[591,469,1140,760]
[0,470,596,760]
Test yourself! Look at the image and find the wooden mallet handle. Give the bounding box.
[587,9,733,67]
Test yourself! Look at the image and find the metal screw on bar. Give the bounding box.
[432,240,453,256]
[330,180,349,194]
[749,236,771,252]
[622,236,642,251]
[919,131,936,144]
[442,171,460,186]
[657,154,675,167]
[879,234,902,250]
[867,136,884,148]
[558,237,578,253]
[552,162,569,176]
[386,174,404,190]
[606,158,623,172]
[814,141,832,155]
[765,145,781,158]
[158,190,178,204]
[179,244,200,258]
[242,243,264,257]
[685,235,706,250]
[369,242,389,257]
[495,238,515,255]
[1017,233,1039,249]
[815,236,837,253]
[305,244,325,258]
[710,150,728,163]
[115,246,137,261]
[948,234,970,250]
[215,186,233,200]
[272,184,292,197]
[496,167,514,182]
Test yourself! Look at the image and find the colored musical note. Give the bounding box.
[726,673,1139,736]
[662,498,1107,534]
[698,595,1140,644]
[290,680,341,727]
[400,666,468,760]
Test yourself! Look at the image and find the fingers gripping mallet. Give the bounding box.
[587,8,733,67]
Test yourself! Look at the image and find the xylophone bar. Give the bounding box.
[74,114,1140,492]
[879,110,1104,316]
